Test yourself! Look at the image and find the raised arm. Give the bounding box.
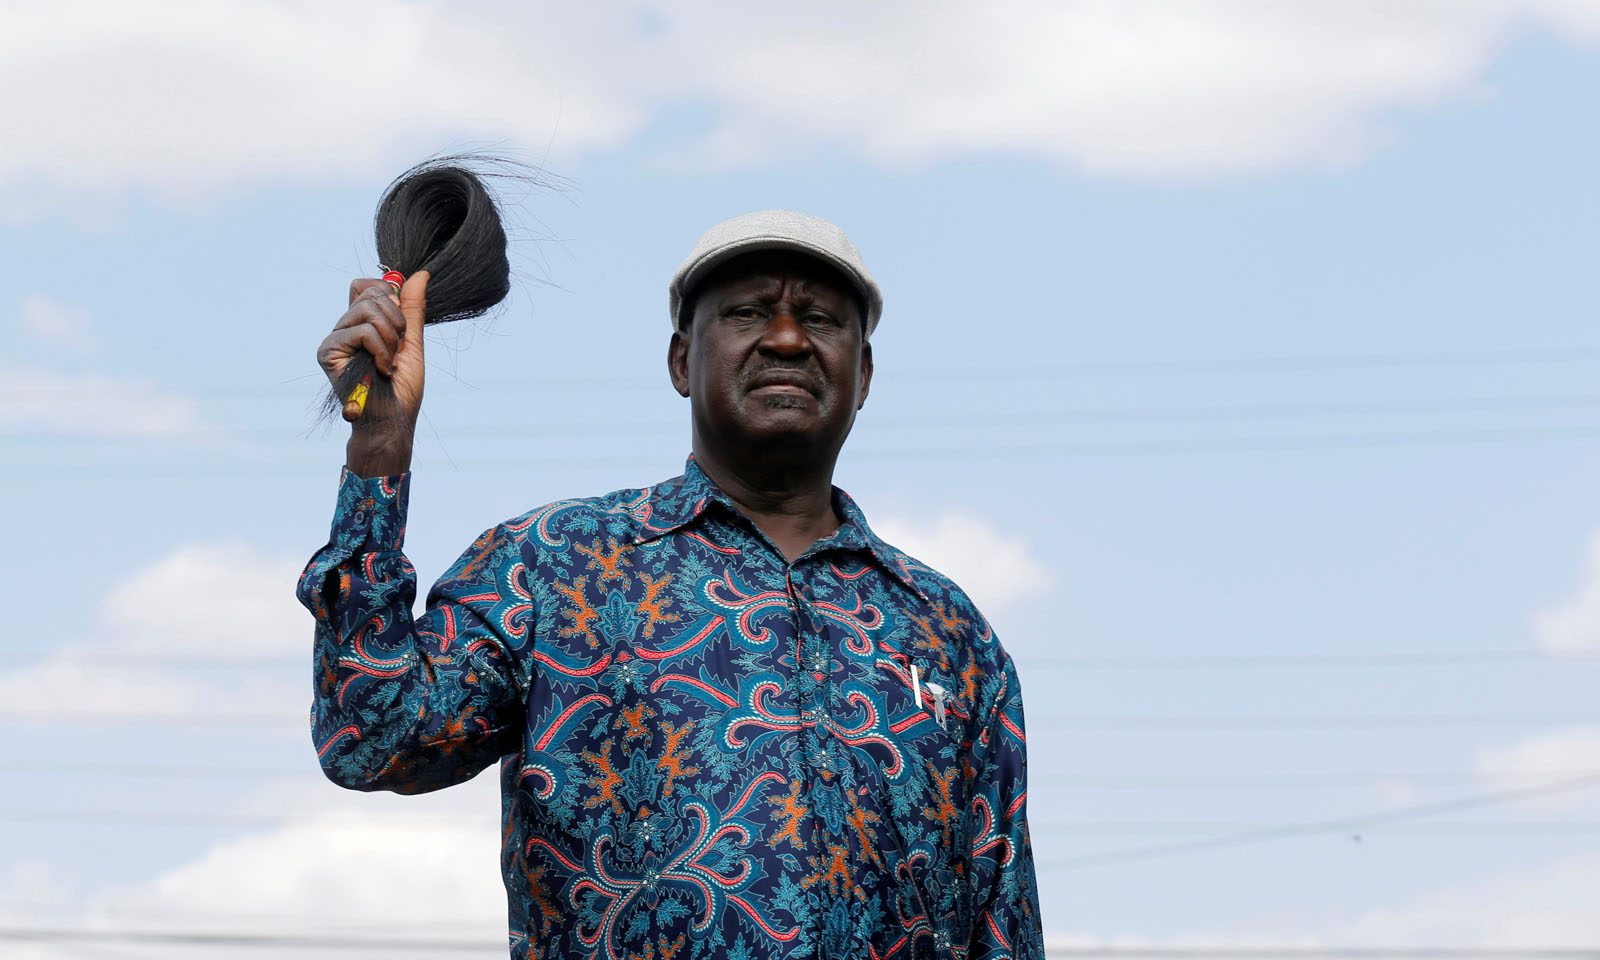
[296,274,528,793]
[297,469,529,792]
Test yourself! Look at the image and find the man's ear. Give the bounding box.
[857,340,873,410]
[668,328,691,398]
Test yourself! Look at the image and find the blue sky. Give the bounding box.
[4,2,1600,956]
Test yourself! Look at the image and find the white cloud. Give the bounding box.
[0,366,210,438]
[874,510,1052,618]
[1042,850,1600,953]
[7,777,505,960]
[1476,725,1600,813]
[1534,530,1600,654]
[1337,850,1600,948]
[17,294,98,352]
[0,541,308,719]
[0,540,500,958]
[125,793,503,936]
[102,542,308,657]
[0,651,196,718]
[5,0,1600,217]
[0,0,619,220]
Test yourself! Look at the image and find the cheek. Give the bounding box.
[691,350,741,404]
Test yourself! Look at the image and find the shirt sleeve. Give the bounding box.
[296,466,529,794]
[966,657,1046,960]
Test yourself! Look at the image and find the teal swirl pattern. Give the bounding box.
[297,457,1043,960]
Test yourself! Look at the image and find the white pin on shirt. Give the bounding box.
[923,681,948,729]
[910,663,923,709]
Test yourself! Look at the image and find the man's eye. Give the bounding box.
[803,311,841,327]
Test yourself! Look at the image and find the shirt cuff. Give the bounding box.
[329,464,411,554]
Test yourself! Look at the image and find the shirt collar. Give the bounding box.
[628,456,728,541]
[632,456,927,601]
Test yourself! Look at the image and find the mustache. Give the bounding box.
[738,358,826,391]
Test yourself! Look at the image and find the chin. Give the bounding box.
[757,393,811,411]
[734,410,828,445]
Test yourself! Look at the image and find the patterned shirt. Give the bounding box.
[297,457,1043,960]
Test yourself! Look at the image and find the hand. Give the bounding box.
[318,271,429,425]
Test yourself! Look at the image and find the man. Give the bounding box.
[299,211,1044,960]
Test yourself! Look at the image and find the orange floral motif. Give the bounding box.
[907,612,951,668]
[554,577,600,647]
[581,740,625,813]
[522,861,564,936]
[959,657,983,706]
[656,720,699,796]
[458,528,500,580]
[657,934,686,960]
[931,599,970,634]
[803,842,860,900]
[625,934,687,960]
[635,572,680,638]
[618,702,655,743]
[767,780,809,850]
[574,538,629,585]
[923,762,959,844]
[845,801,882,867]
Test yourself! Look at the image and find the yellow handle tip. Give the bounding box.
[346,380,370,416]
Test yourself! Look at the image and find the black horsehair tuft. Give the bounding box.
[318,155,518,427]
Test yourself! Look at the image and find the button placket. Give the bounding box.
[785,566,836,952]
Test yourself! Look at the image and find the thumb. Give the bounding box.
[398,270,430,354]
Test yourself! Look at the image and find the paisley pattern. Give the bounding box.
[298,457,1043,960]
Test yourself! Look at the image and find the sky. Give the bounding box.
[4,1,1600,956]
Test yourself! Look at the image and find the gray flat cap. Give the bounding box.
[669,209,882,338]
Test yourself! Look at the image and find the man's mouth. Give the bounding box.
[746,369,820,395]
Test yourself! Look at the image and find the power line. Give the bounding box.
[0,710,305,726]
[19,762,1594,788]
[0,926,497,952]
[5,708,1594,729]
[1030,771,1600,788]
[49,647,1596,670]
[1018,650,1599,669]
[0,809,491,829]
[1030,821,1600,836]
[5,927,1597,957]
[15,808,1600,836]
[1036,772,1600,871]
[20,393,1600,445]
[11,345,1595,402]
[1035,950,1600,958]
[1028,712,1600,731]
[6,761,315,780]
[28,422,1600,476]
[918,346,1600,380]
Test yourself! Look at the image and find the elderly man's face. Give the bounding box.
[669,251,872,459]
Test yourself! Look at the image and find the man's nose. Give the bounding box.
[757,309,811,356]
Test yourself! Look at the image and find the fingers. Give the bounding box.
[323,273,427,388]
[349,277,396,307]
[331,282,406,374]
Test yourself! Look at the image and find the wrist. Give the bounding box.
[346,425,414,478]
